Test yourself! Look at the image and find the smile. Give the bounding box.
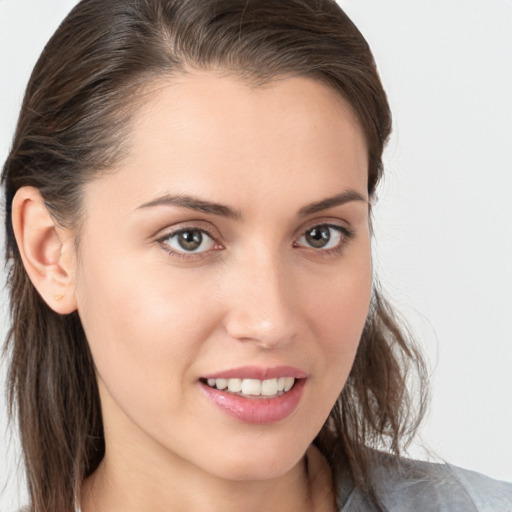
[204,377,295,398]
[199,367,307,424]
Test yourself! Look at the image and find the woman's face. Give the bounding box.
[73,73,371,482]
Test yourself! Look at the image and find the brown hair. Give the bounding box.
[2,1,427,510]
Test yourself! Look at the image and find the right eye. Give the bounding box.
[161,228,216,255]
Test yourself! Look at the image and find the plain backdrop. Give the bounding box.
[1,0,511,510]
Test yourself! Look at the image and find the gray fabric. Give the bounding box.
[339,457,512,512]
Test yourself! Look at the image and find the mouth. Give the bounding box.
[198,368,307,424]
[200,376,296,399]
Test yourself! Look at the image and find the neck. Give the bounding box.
[82,456,311,512]
[81,443,335,512]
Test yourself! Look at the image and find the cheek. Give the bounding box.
[287,245,372,440]
[305,246,372,381]
[74,246,220,410]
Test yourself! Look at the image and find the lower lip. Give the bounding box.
[200,379,306,425]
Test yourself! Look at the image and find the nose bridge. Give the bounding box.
[223,247,297,347]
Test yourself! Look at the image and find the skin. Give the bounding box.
[14,73,372,512]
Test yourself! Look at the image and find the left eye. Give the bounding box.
[163,229,216,253]
[296,224,345,250]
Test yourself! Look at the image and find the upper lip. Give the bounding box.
[201,365,307,380]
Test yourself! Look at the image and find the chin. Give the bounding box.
[196,440,307,482]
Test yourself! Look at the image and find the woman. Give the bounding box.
[1,1,511,511]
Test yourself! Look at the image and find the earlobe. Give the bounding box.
[11,186,78,314]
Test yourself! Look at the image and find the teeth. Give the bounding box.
[216,378,227,390]
[227,378,242,393]
[284,377,294,392]
[206,377,296,396]
[241,379,261,395]
[261,378,278,396]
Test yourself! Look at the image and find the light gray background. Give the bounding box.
[1,0,511,510]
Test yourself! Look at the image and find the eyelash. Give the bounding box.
[293,224,354,256]
[157,223,354,260]
[157,226,220,260]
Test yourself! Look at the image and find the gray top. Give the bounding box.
[338,457,512,511]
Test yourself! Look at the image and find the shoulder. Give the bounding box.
[445,464,512,512]
[339,454,512,512]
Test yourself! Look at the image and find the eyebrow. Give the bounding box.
[137,194,242,220]
[297,189,367,216]
[136,189,366,220]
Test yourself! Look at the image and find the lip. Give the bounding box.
[202,365,307,380]
[200,377,306,425]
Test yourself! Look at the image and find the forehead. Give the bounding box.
[85,72,368,215]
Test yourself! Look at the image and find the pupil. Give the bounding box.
[178,230,202,251]
[305,226,330,248]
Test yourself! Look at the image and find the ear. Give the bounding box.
[11,186,78,314]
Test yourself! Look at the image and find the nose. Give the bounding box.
[222,252,299,349]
